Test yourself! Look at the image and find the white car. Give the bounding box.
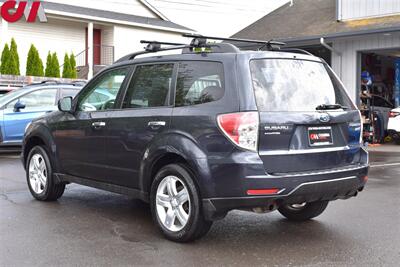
[388,107,400,144]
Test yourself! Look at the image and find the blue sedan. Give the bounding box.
[0,83,82,147]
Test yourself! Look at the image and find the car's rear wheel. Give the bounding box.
[26,146,65,201]
[150,164,212,242]
[278,201,329,222]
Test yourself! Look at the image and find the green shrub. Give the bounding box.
[62,53,72,78]
[69,53,77,79]
[26,44,43,76]
[0,44,11,74]
[7,52,19,75]
[44,52,61,77]
[45,52,52,77]
[51,52,60,78]
[10,38,20,75]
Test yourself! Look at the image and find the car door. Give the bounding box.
[2,88,57,144]
[54,67,131,181]
[104,63,175,188]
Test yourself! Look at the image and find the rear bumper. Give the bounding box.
[202,165,368,220]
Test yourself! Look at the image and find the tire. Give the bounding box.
[278,201,329,222]
[26,145,65,201]
[150,163,212,242]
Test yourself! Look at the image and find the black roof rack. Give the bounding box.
[29,80,86,87]
[115,34,288,63]
[115,42,191,63]
[182,33,286,50]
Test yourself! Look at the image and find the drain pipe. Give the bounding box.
[320,37,342,78]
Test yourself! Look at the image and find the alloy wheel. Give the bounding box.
[155,175,190,232]
[28,154,47,194]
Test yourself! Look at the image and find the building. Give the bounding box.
[233,0,400,108]
[0,0,193,79]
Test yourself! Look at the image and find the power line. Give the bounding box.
[153,0,275,13]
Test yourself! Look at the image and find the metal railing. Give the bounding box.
[74,45,114,67]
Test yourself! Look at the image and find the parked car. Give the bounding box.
[0,82,82,148]
[22,36,368,242]
[0,87,16,97]
[370,94,394,130]
[388,107,400,144]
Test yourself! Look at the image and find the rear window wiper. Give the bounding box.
[316,104,349,110]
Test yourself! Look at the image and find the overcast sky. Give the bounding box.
[49,0,288,36]
[147,0,289,36]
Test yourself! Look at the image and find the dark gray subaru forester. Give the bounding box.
[22,35,368,242]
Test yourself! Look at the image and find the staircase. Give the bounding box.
[77,65,107,80]
[74,45,114,80]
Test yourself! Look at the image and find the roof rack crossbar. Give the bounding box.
[115,44,191,63]
[182,33,286,48]
[140,40,186,46]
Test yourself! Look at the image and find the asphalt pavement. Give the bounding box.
[0,146,399,266]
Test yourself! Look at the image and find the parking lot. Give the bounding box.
[1,146,399,266]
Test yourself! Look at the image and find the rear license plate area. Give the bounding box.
[308,126,333,146]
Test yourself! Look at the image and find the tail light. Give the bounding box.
[217,112,259,152]
[389,111,400,118]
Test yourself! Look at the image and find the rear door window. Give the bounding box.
[250,59,354,112]
[175,61,224,107]
[6,89,57,109]
[123,64,174,109]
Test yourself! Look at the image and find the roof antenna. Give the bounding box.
[290,0,294,6]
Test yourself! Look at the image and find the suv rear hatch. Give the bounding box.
[250,58,362,174]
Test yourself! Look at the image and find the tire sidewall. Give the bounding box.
[26,145,54,200]
[150,164,202,242]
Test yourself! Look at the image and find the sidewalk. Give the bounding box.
[366,144,400,153]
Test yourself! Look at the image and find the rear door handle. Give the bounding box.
[92,121,106,129]
[148,121,166,129]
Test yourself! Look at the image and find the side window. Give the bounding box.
[123,64,174,109]
[6,89,57,109]
[175,61,224,107]
[78,68,129,111]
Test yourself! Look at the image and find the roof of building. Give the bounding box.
[232,0,400,42]
[41,1,193,32]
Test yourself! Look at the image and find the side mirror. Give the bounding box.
[58,96,73,112]
[14,101,26,112]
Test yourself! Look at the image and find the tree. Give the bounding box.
[10,38,20,75]
[69,52,77,79]
[62,53,72,78]
[26,44,44,76]
[45,52,52,77]
[36,54,44,77]
[51,52,60,78]
[0,44,11,74]
[7,51,19,75]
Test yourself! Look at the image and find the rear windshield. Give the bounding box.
[250,59,354,112]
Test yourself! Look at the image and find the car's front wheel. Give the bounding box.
[26,145,65,201]
[278,201,329,222]
[150,164,212,242]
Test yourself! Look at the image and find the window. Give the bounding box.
[250,59,354,112]
[123,64,174,109]
[78,68,129,111]
[6,89,57,109]
[175,61,224,107]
